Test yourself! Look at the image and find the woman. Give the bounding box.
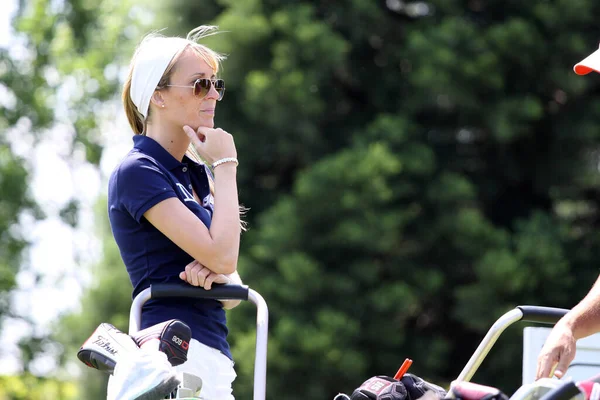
[108,26,243,399]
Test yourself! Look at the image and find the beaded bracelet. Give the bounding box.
[211,157,239,169]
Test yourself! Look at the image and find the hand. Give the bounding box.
[179,260,231,290]
[535,323,577,379]
[183,125,237,165]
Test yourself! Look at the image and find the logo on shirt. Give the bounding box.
[175,183,198,204]
[202,194,214,208]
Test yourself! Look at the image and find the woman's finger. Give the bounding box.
[196,267,212,287]
[196,126,219,137]
[186,262,202,286]
[204,273,217,290]
[183,125,206,147]
[181,260,198,282]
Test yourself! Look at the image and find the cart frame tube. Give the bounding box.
[456,306,569,383]
[128,284,269,400]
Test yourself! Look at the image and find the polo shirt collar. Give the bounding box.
[133,135,203,171]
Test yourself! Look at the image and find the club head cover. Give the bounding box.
[131,319,191,367]
[77,322,140,374]
[400,374,447,400]
[577,381,600,400]
[449,381,508,400]
[351,375,408,400]
[107,350,180,400]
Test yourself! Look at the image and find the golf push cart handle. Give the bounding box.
[150,283,250,301]
[456,305,570,383]
[128,283,269,400]
[517,306,569,324]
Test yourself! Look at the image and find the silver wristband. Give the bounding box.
[211,157,239,169]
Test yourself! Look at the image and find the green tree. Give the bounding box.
[0,374,77,400]
[52,0,600,399]
[1,0,146,389]
[198,0,600,397]
[56,198,131,399]
[0,3,43,350]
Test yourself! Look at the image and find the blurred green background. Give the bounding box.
[2,0,600,399]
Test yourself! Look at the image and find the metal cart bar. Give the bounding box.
[128,284,269,400]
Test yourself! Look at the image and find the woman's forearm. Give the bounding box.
[221,270,243,310]
[208,164,241,274]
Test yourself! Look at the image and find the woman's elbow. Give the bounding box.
[212,256,237,275]
[219,263,237,275]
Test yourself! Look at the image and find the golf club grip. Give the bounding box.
[538,381,580,400]
[517,306,569,324]
[150,283,249,301]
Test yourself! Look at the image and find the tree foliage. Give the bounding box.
[1,0,148,387]
[206,0,600,397]
[0,374,77,400]
[56,198,131,398]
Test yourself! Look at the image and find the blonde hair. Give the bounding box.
[123,25,225,136]
[122,26,248,230]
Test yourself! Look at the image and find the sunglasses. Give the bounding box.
[166,78,225,101]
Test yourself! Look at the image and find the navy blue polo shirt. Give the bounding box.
[107,134,231,359]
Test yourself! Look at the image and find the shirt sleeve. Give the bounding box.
[116,156,177,222]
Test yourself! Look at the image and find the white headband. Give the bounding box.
[130,36,190,118]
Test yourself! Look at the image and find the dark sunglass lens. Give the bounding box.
[193,79,225,99]
[214,79,225,90]
[193,79,211,97]
[214,79,225,101]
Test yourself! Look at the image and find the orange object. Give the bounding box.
[393,358,413,380]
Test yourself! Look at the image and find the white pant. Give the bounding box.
[176,339,236,400]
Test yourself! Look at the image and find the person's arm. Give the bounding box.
[144,126,241,275]
[536,276,600,379]
[144,164,240,275]
[561,276,600,339]
[221,270,243,310]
